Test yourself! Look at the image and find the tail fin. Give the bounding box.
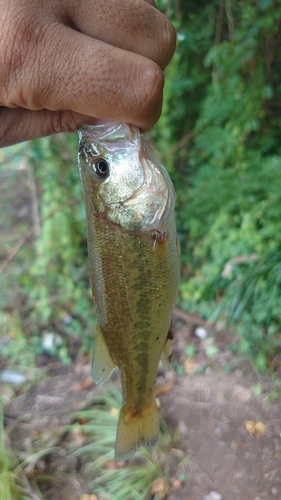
[115,397,159,462]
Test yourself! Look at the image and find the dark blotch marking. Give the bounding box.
[167,328,173,341]
[131,409,141,419]
[152,230,168,244]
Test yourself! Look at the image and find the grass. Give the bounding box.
[0,419,13,500]
[0,387,186,500]
[70,389,187,500]
[0,408,30,500]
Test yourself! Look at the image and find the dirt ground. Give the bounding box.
[2,317,281,500]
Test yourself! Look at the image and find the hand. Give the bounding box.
[0,0,176,147]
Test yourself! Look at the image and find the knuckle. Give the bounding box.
[0,26,20,103]
[0,11,47,108]
[132,61,163,125]
[51,110,79,135]
[0,107,11,148]
[161,17,177,66]
[140,63,164,109]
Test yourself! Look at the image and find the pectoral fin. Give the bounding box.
[160,322,174,371]
[91,325,116,385]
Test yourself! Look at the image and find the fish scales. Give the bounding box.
[87,215,178,406]
[78,122,180,461]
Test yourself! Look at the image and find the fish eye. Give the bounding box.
[96,159,109,177]
[89,157,109,180]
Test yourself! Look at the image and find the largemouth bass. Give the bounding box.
[78,122,180,461]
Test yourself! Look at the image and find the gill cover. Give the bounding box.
[78,122,175,231]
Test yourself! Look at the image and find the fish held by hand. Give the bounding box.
[78,122,180,461]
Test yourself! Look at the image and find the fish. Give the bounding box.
[78,122,180,461]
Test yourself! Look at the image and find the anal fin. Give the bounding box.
[160,321,174,371]
[91,324,116,385]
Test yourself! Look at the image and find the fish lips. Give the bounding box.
[78,122,175,231]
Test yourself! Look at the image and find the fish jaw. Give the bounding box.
[78,123,175,231]
[107,145,175,231]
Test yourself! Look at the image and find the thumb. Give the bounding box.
[0,107,93,147]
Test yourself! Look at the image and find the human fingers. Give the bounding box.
[143,0,156,6]
[0,107,92,148]
[65,0,176,70]
[0,0,176,146]
[2,24,163,124]
[0,24,165,147]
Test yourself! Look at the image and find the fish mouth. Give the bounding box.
[78,122,137,153]
[79,122,175,231]
[104,152,175,231]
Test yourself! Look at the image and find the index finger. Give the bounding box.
[2,25,164,132]
[64,0,176,71]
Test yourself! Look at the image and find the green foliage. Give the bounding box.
[0,413,13,500]
[0,410,29,500]
[25,135,87,322]
[0,134,96,367]
[154,0,281,370]
[0,311,36,371]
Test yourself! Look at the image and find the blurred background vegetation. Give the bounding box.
[1,0,281,375]
[158,0,281,372]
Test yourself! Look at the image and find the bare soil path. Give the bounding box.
[2,324,281,500]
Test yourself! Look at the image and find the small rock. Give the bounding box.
[204,492,222,500]
[178,419,188,436]
[42,332,62,352]
[271,486,278,496]
[173,478,182,489]
[184,357,195,375]
[216,320,226,331]
[63,315,72,325]
[58,477,83,500]
[195,327,208,340]
[0,370,26,385]
[205,367,213,375]
[233,385,252,403]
